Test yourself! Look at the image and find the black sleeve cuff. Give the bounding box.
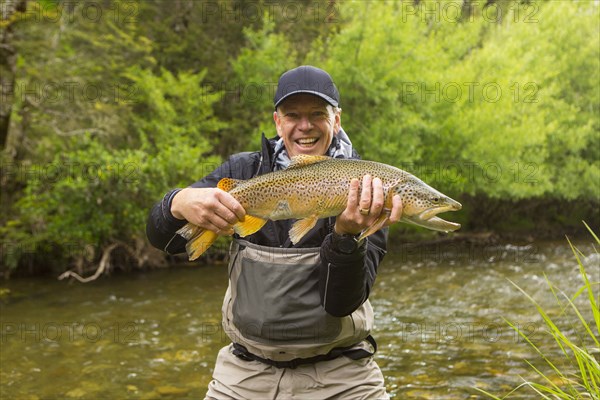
[161,188,187,230]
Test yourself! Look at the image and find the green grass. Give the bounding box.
[476,222,600,399]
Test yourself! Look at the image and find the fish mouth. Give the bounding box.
[402,199,462,233]
[419,198,462,220]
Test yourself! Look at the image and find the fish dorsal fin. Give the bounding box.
[287,155,331,169]
[218,177,241,192]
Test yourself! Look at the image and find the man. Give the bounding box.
[146,66,402,399]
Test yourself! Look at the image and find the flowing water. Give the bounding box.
[1,239,598,399]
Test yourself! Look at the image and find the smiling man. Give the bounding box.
[146,66,402,399]
[274,93,339,157]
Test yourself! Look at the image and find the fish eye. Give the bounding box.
[430,196,440,204]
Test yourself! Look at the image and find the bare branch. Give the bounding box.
[58,242,120,283]
[57,240,152,283]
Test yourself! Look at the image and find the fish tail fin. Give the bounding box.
[186,229,219,261]
[217,178,242,192]
[177,223,218,261]
[233,215,267,237]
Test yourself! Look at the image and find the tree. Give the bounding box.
[1,0,27,152]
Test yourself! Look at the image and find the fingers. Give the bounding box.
[336,175,387,235]
[346,178,360,211]
[357,175,385,218]
[388,194,403,224]
[210,191,246,234]
[371,177,384,216]
[208,213,233,233]
[359,175,372,214]
[214,191,245,226]
[175,188,246,235]
[217,191,246,222]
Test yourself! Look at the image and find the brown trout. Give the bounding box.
[177,155,462,260]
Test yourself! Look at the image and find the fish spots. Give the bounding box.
[228,157,454,224]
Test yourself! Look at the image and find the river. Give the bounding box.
[1,239,598,399]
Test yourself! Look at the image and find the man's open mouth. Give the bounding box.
[296,137,319,147]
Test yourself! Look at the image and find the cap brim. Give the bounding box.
[274,90,338,109]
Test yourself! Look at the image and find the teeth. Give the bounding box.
[298,138,318,145]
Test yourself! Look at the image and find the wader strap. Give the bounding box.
[232,335,377,369]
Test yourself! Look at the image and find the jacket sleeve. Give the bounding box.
[145,155,251,255]
[146,188,189,254]
[319,228,388,317]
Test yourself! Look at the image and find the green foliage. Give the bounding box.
[446,1,600,199]
[10,0,155,157]
[2,0,599,275]
[124,67,223,151]
[306,0,489,190]
[2,64,221,274]
[304,0,599,202]
[476,222,600,399]
[226,20,299,152]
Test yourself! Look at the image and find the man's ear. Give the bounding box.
[273,111,283,138]
[333,110,341,135]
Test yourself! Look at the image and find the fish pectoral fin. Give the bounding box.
[233,215,267,237]
[217,177,242,192]
[287,155,331,169]
[358,209,391,242]
[182,227,219,261]
[289,215,319,244]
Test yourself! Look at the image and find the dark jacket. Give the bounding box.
[146,134,388,317]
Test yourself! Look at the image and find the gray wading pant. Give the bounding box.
[205,344,389,400]
[205,240,389,399]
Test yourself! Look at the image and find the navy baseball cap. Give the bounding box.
[274,66,340,109]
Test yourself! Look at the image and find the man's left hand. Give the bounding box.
[334,175,403,235]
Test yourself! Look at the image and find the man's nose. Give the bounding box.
[298,115,313,130]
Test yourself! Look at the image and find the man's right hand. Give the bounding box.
[170,188,246,236]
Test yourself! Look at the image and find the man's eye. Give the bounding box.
[286,113,299,119]
[312,111,326,118]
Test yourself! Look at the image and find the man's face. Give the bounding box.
[273,94,341,158]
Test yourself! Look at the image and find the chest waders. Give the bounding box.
[222,239,376,368]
